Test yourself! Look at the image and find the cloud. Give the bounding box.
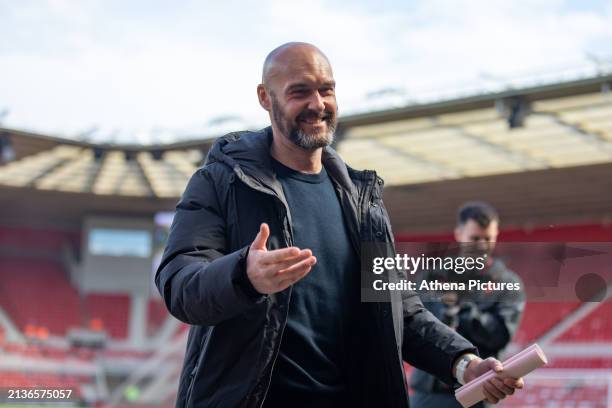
[0,0,611,142]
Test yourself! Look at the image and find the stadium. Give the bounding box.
[1,67,611,408]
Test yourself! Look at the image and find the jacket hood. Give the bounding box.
[205,126,358,196]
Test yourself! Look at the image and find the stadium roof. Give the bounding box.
[0,128,212,199]
[337,73,612,186]
[2,74,612,233]
[0,72,611,204]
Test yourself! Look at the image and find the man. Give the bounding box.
[156,43,524,407]
[410,202,526,407]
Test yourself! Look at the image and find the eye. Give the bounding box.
[290,88,309,97]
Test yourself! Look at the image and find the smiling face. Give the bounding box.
[258,43,337,150]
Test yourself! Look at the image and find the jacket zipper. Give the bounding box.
[364,173,409,408]
[230,167,296,408]
[255,202,293,408]
[362,170,377,239]
[232,165,383,407]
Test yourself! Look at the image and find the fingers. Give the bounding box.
[277,255,317,277]
[264,248,311,266]
[482,386,499,404]
[483,376,524,404]
[504,377,524,389]
[274,255,317,290]
[277,262,314,291]
[483,379,504,403]
[250,223,270,250]
[487,357,503,373]
[491,377,514,396]
[471,357,502,379]
[472,358,522,404]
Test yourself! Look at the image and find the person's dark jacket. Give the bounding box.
[410,259,525,394]
[155,127,477,408]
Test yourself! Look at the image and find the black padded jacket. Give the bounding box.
[155,127,477,407]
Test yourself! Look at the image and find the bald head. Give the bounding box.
[261,42,332,88]
[257,42,337,151]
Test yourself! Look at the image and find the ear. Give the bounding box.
[454,226,462,242]
[257,84,271,112]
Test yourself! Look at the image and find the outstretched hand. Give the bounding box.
[246,223,316,294]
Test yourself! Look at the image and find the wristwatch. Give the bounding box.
[455,353,479,385]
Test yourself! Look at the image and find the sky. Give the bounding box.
[1,0,612,144]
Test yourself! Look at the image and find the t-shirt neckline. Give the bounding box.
[271,157,327,184]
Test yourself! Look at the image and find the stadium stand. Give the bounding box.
[514,302,583,345]
[85,294,130,340]
[501,378,609,407]
[0,257,134,339]
[546,357,612,369]
[556,302,612,342]
[1,73,612,406]
[0,257,81,337]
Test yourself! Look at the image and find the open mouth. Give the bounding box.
[299,115,329,126]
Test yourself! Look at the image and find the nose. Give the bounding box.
[307,91,326,113]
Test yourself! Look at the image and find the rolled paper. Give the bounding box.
[455,344,548,408]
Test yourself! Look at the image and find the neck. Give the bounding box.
[270,126,323,174]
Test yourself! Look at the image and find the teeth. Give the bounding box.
[303,118,324,124]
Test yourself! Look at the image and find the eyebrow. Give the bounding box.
[286,80,336,93]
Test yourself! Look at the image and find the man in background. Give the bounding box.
[410,202,526,408]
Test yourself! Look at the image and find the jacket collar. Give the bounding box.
[206,126,359,198]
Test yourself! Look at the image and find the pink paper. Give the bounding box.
[454,343,548,408]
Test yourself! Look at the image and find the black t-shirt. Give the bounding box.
[264,158,358,407]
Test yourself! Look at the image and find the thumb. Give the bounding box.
[251,223,270,251]
[487,358,503,373]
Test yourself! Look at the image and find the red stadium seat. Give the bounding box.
[0,258,81,336]
[556,302,612,343]
[513,302,582,345]
[85,294,130,339]
[0,257,131,339]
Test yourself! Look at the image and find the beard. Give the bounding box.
[271,93,336,150]
[459,242,493,260]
